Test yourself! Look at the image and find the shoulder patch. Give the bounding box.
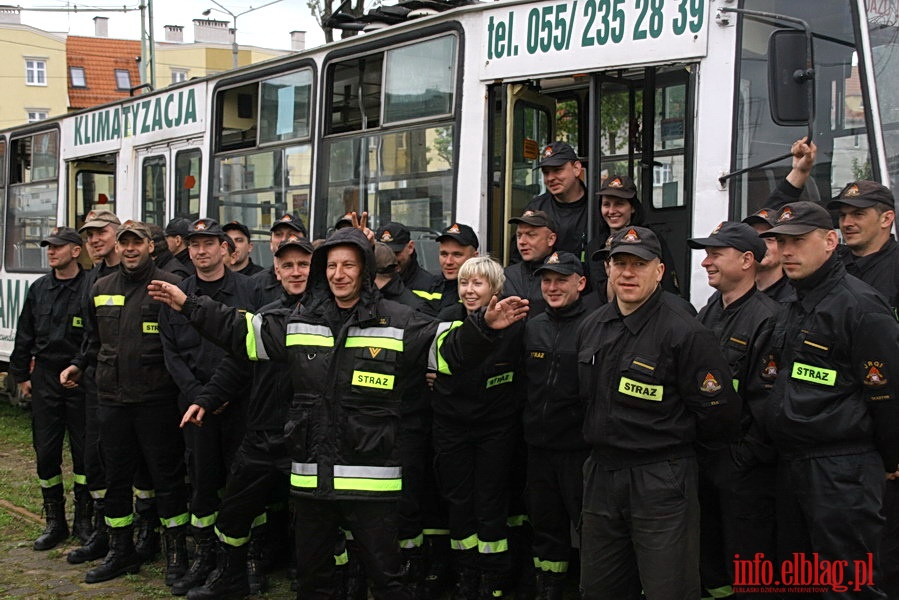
[699,371,723,395]
[864,361,887,388]
[761,354,779,381]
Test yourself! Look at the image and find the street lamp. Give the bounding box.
[202,0,283,69]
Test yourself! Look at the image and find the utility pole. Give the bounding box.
[203,0,284,70]
[139,0,157,88]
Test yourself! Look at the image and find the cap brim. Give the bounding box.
[79,220,113,232]
[826,198,880,210]
[275,241,314,256]
[40,238,71,247]
[598,189,636,199]
[436,233,476,247]
[686,237,731,249]
[759,223,823,237]
[381,242,406,251]
[534,157,573,169]
[116,231,149,241]
[742,216,773,228]
[534,265,581,276]
[186,231,222,238]
[270,223,304,233]
[608,247,659,260]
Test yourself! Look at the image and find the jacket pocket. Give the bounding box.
[284,405,311,460]
[347,413,397,458]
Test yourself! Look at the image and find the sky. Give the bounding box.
[14,0,327,51]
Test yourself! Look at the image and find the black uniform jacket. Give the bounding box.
[82,259,182,404]
[578,287,741,468]
[503,259,548,318]
[766,255,899,471]
[522,297,590,451]
[180,228,499,501]
[430,302,524,425]
[10,266,88,380]
[400,254,440,310]
[159,268,256,405]
[698,287,781,466]
[838,237,899,311]
[155,248,193,278]
[252,266,281,308]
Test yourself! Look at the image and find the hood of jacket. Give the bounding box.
[305,227,379,310]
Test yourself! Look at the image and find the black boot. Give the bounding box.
[344,549,368,600]
[535,571,566,600]
[134,506,161,561]
[478,571,506,600]
[163,526,189,586]
[68,499,109,564]
[401,547,426,598]
[424,535,453,600]
[34,499,69,551]
[247,532,268,594]
[171,529,217,596]
[85,525,142,583]
[186,542,250,600]
[452,567,481,600]
[72,487,94,545]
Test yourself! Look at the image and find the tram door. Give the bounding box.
[491,64,694,296]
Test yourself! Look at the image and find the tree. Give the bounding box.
[307,0,367,43]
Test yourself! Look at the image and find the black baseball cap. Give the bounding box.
[271,214,308,237]
[534,251,583,276]
[760,202,834,237]
[375,222,412,251]
[334,213,355,230]
[742,208,777,229]
[41,226,83,247]
[688,221,768,262]
[599,175,638,200]
[436,223,479,249]
[508,210,556,231]
[596,226,662,261]
[164,217,191,237]
[536,141,579,168]
[222,220,251,238]
[275,234,314,257]
[827,180,895,210]
[186,218,226,240]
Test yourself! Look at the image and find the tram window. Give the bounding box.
[6,131,59,272]
[323,124,453,232]
[218,84,258,151]
[75,170,116,219]
[329,56,384,133]
[259,69,313,144]
[175,149,201,220]
[0,139,6,188]
[142,155,166,225]
[866,11,899,188]
[384,36,456,123]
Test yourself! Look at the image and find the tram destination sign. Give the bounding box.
[481,0,709,80]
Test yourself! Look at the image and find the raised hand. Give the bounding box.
[484,295,530,330]
[148,280,188,311]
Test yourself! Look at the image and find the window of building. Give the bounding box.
[27,111,48,122]
[25,59,47,85]
[70,66,86,87]
[115,69,131,90]
[171,69,188,84]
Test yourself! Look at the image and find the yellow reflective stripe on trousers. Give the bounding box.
[451,533,478,551]
[106,514,134,528]
[507,514,528,527]
[334,550,349,566]
[133,487,155,499]
[791,362,837,386]
[333,465,402,492]
[429,321,463,375]
[39,474,63,488]
[286,323,334,348]
[72,316,83,328]
[478,538,508,554]
[160,512,189,528]
[94,294,125,307]
[90,489,107,500]
[191,512,218,528]
[73,472,87,485]
[486,371,513,389]
[345,326,405,352]
[423,528,450,536]
[215,525,250,548]
[251,513,267,529]
[706,584,734,598]
[533,557,568,573]
[351,370,395,390]
[412,289,442,301]
[291,462,318,489]
[400,533,424,549]
[142,322,159,334]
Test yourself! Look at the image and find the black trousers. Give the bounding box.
[180,399,246,531]
[581,455,700,600]
[776,452,886,600]
[526,446,588,574]
[880,480,899,599]
[215,430,290,546]
[80,368,105,498]
[398,410,446,547]
[433,417,515,574]
[699,448,776,598]
[31,364,86,500]
[293,497,410,599]
[98,401,188,529]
